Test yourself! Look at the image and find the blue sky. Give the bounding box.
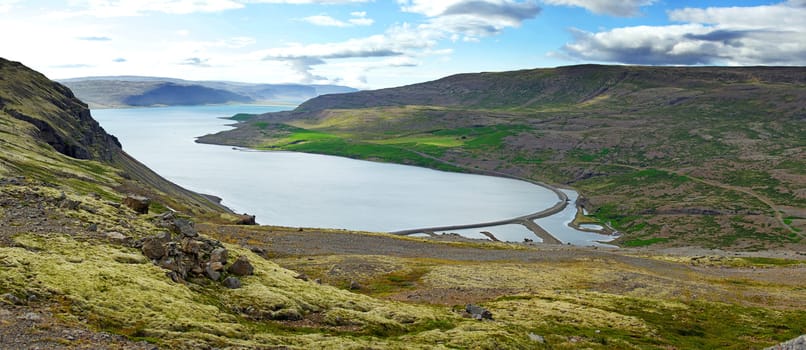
[0,0,803,88]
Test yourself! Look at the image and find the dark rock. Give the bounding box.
[249,246,266,257]
[466,304,493,320]
[141,232,171,260]
[235,214,257,225]
[175,218,197,237]
[271,309,302,321]
[166,271,183,283]
[2,293,23,305]
[60,199,81,210]
[349,280,361,290]
[314,278,322,284]
[205,263,221,281]
[86,223,98,232]
[122,195,150,214]
[181,238,205,256]
[227,256,254,276]
[223,277,241,289]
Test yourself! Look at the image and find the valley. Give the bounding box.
[1,58,804,349]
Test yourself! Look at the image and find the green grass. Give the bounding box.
[741,257,804,266]
[228,113,257,122]
[622,237,670,247]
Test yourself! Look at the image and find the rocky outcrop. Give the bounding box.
[235,214,257,225]
[122,195,150,214]
[135,213,250,287]
[465,304,493,320]
[766,335,806,350]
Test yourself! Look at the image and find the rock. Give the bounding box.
[175,218,197,237]
[122,195,150,214]
[209,261,224,271]
[249,246,266,257]
[2,293,23,305]
[181,238,205,256]
[166,271,182,283]
[227,256,254,276]
[105,231,126,241]
[205,264,221,281]
[349,280,362,290]
[528,333,545,343]
[141,232,171,260]
[19,312,42,321]
[87,223,98,232]
[60,199,81,210]
[294,273,309,281]
[465,304,493,320]
[223,277,242,289]
[210,247,228,264]
[314,278,322,284]
[235,214,257,225]
[766,335,806,350]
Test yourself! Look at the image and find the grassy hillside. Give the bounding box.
[200,64,806,250]
[1,58,805,349]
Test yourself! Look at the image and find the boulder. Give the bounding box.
[141,232,171,260]
[349,280,362,290]
[223,277,242,289]
[175,218,198,237]
[465,304,493,320]
[122,195,150,214]
[228,256,254,276]
[235,214,257,225]
[205,263,221,281]
[766,335,806,350]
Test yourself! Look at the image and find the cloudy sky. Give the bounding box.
[1,0,804,88]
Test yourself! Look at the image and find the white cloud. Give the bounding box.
[301,12,374,27]
[262,1,540,83]
[399,0,540,40]
[55,0,245,17]
[542,0,655,17]
[560,1,806,65]
[0,0,21,13]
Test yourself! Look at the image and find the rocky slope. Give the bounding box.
[201,64,806,250]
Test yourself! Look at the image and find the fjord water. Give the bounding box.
[93,105,561,235]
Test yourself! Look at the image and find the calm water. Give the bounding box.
[93,105,561,233]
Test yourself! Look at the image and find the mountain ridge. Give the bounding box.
[61,76,357,108]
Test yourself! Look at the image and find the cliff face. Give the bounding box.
[0,59,121,161]
[0,58,227,216]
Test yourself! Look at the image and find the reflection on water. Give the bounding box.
[94,105,559,232]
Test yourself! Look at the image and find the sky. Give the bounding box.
[0,0,804,89]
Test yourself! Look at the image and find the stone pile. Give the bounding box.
[135,212,254,288]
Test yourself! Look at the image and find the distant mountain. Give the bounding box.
[60,76,357,108]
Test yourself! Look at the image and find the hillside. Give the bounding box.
[61,76,357,108]
[2,58,805,349]
[200,64,806,250]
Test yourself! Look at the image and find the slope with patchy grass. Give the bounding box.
[200,64,806,250]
